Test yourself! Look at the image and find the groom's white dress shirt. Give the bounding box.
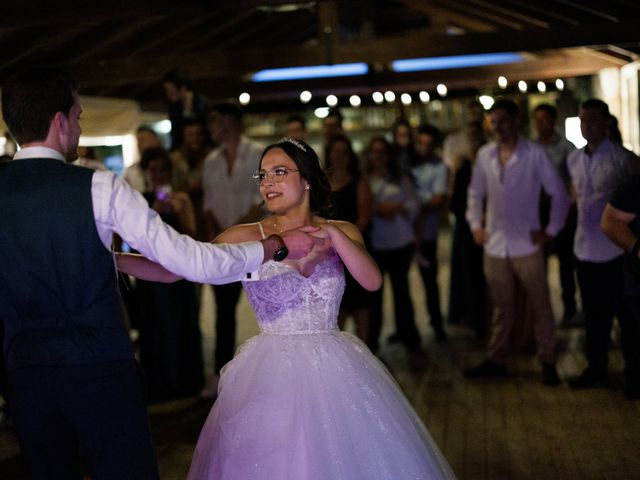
[13,146,264,283]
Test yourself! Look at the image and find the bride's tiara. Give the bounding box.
[280,137,307,152]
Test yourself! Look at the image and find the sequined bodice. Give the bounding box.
[242,255,345,334]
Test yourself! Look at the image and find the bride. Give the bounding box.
[120,138,455,479]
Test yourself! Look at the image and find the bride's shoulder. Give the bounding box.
[319,217,357,233]
[213,222,263,244]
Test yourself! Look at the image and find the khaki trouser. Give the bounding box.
[483,250,557,365]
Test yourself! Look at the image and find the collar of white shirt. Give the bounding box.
[13,146,65,162]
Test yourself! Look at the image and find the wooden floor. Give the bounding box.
[2,230,640,479]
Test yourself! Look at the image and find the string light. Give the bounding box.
[326,95,338,107]
[349,95,362,107]
[300,90,312,103]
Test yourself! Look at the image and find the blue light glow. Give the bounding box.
[252,63,369,82]
[391,53,523,73]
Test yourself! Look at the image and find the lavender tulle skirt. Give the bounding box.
[187,330,455,479]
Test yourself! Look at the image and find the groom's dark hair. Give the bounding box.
[1,68,77,145]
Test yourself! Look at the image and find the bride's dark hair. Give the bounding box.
[259,138,332,214]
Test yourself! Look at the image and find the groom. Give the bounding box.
[0,68,318,479]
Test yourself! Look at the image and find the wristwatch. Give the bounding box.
[268,234,289,262]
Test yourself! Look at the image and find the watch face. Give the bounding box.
[273,246,289,262]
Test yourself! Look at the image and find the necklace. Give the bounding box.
[273,216,283,233]
[273,215,314,233]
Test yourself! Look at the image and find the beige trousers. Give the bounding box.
[483,250,557,365]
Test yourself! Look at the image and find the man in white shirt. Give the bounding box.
[201,103,264,391]
[465,99,570,386]
[567,98,640,389]
[0,69,317,479]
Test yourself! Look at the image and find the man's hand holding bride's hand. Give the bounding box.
[281,226,323,260]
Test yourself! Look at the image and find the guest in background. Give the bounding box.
[533,103,578,325]
[285,114,308,142]
[321,109,343,162]
[162,68,208,151]
[464,99,569,386]
[608,114,623,145]
[391,117,417,173]
[170,119,211,240]
[366,137,426,369]
[136,147,203,402]
[411,124,448,342]
[201,103,263,398]
[448,121,487,336]
[123,125,161,192]
[567,99,640,390]
[72,146,106,170]
[601,174,640,400]
[442,99,485,170]
[324,133,373,342]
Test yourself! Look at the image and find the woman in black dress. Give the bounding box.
[324,134,373,342]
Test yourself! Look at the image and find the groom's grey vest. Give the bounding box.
[0,158,133,370]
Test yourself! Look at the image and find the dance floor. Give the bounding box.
[1,229,639,479]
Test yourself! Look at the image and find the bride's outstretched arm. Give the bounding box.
[115,253,183,282]
[318,221,382,291]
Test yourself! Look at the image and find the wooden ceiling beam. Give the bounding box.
[71,17,164,63]
[173,8,256,53]
[0,1,213,29]
[502,0,580,26]
[433,0,526,30]
[464,0,550,29]
[1,24,90,70]
[397,0,496,33]
[125,13,218,57]
[74,18,640,88]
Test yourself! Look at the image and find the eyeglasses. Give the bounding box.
[252,167,299,186]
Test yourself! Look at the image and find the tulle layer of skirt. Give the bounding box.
[188,330,455,480]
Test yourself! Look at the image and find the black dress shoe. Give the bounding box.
[568,368,608,389]
[464,359,507,378]
[542,363,561,386]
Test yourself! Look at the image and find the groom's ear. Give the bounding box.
[44,111,66,146]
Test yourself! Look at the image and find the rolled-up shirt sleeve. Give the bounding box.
[92,171,263,284]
